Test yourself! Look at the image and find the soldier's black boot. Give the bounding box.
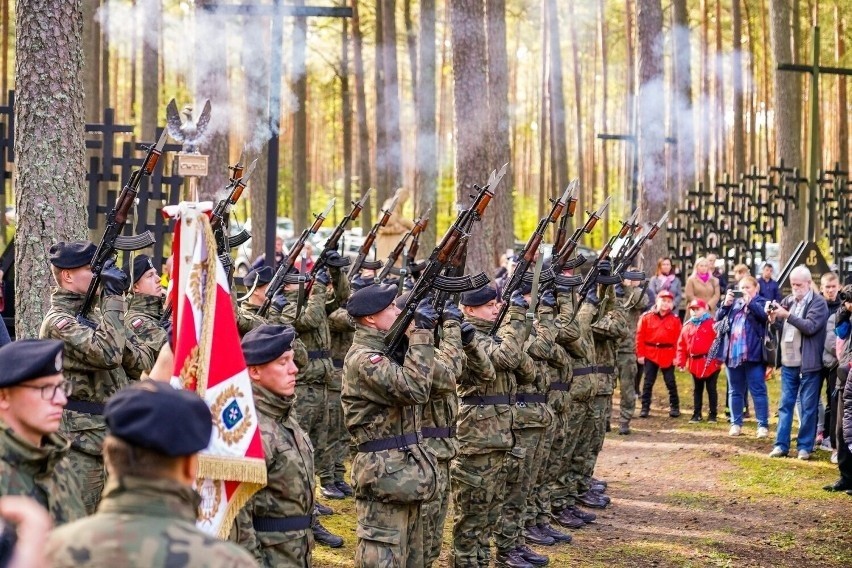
[553,508,585,529]
[591,477,607,489]
[537,523,573,543]
[312,520,344,548]
[515,545,549,566]
[639,407,650,418]
[334,480,354,497]
[523,525,555,546]
[495,549,535,568]
[321,483,346,500]
[576,491,608,509]
[618,421,631,435]
[314,502,334,516]
[567,505,596,523]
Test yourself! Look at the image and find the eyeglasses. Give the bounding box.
[15,381,72,401]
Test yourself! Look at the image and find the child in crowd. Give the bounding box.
[676,299,721,422]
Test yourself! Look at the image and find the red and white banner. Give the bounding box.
[165,202,266,539]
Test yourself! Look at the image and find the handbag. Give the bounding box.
[763,322,779,368]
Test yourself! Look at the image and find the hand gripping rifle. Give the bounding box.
[612,211,669,287]
[304,189,372,295]
[488,184,573,335]
[77,130,167,326]
[552,179,580,255]
[376,208,431,284]
[383,163,508,355]
[258,200,335,317]
[348,195,399,282]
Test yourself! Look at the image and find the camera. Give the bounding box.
[766,301,780,313]
[839,285,852,303]
[732,290,744,298]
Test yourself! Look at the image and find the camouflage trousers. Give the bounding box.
[539,409,572,519]
[256,528,312,567]
[524,416,557,529]
[67,448,105,515]
[616,353,638,424]
[495,427,544,553]
[422,459,450,567]
[561,399,598,509]
[294,382,329,484]
[320,385,348,485]
[450,449,508,567]
[584,393,613,488]
[355,498,423,568]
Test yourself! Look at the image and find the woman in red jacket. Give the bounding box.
[676,299,722,423]
[637,290,683,417]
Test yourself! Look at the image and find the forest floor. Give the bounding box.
[313,371,852,567]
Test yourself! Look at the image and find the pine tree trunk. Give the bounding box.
[292,1,309,231]
[415,0,438,251]
[567,0,585,211]
[381,0,403,193]
[625,0,637,206]
[403,0,418,106]
[598,0,611,238]
[672,0,695,202]
[374,0,387,208]
[538,2,549,221]
[352,0,372,230]
[140,0,160,141]
[82,0,100,122]
[342,16,353,210]
[245,17,271,270]
[837,4,849,169]
[546,0,569,208]
[15,0,87,338]
[732,0,746,177]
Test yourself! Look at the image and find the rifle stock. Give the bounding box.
[348,195,398,282]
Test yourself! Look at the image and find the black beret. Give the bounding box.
[518,280,533,296]
[0,339,64,388]
[48,240,96,269]
[460,284,498,307]
[350,274,373,292]
[123,254,156,284]
[242,324,297,366]
[105,381,212,457]
[245,266,274,288]
[394,291,411,309]
[347,284,397,318]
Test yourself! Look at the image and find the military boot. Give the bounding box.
[515,545,550,566]
[312,520,344,548]
[639,407,650,418]
[553,508,585,529]
[523,525,555,546]
[591,477,608,489]
[314,502,334,516]
[576,491,608,509]
[618,421,631,435]
[567,506,596,523]
[321,483,346,500]
[495,549,535,568]
[334,480,354,497]
[537,523,573,543]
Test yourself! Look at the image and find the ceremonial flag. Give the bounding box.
[165,202,266,539]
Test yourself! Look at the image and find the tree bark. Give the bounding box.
[415,0,438,251]
[140,0,160,141]
[450,0,493,276]
[374,0,387,207]
[403,0,418,106]
[672,0,695,202]
[837,4,848,169]
[82,0,100,122]
[1,0,8,95]
[291,1,309,231]
[245,15,271,271]
[486,0,514,261]
[381,0,403,194]
[546,0,569,208]
[342,15,353,210]
[15,0,87,338]
[598,0,610,237]
[567,0,585,212]
[538,1,549,221]
[351,0,372,230]
[732,0,746,177]
[636,0,668,272]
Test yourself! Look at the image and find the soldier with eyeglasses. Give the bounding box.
[0,339,86,525]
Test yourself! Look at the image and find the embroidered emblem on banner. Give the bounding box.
[212,385,252,445]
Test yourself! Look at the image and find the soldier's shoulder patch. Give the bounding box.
[131,318,144,329]
[54,318,70,330]
[369,354,383,364]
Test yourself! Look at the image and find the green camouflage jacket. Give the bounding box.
[456,306,533,452]
[236,301,310,369]
[342,325,438,503]
[589,293,630,395]
[234,385,315,565]
[0,421,86,525]
[46,476,257,567]
[556,291,598,403]
[516,306,558,429]
[281,284,331,384]
[327,306,356,391]
[422,321,465,461]
[616,286,648,355]
[124,293,167,380]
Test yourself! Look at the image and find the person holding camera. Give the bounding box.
[826,286,852,492]
[716,276,771,438]
[767,266,830,460]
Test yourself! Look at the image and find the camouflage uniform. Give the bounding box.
[46,476,257,567]
[422,321,465,567]
[342,325,437,568]
[324,306,356,488]
[124,293,167,380]
[615,286,647,428]
[233,385,315,566]
[0,420,86,525]
[40,288,129,513]
[451,306,528,568]
[236,301,310,368]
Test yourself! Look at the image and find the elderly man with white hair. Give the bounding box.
[768,265,830,460]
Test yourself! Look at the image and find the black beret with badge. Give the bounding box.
[105,380,212,457]
[0,339,64,388]
[123,254,156,284]
[48,240,97,269]
[244,266,274,288]
[347,283,398,318]
[241,323,297,366]
[460,284,498,307]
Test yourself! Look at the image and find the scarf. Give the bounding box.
[698,272,710,283]
[727,301,748,368]
[689,312,712,326]
[657,274,675,289]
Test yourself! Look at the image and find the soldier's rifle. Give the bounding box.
[258,200,335,317]
[78,130,168,326]
[383,164,508,355]
[347,195,399,282]
[375,208,431,284]
[552,179,580,254]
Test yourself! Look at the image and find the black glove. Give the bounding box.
[510,289,529,309]
[540,290,557,308]
[598,259,613,275]
[585,289,601,306]
[314,268,331,286]
[161,317,173,339]
[101,259,129,296]
[413,298,439,330]
[442,300,464,323]
[323,249,342,263]
[555,283,574,296]
[460,321,477,346]
[272,290,289,312]
[837,306,851,325]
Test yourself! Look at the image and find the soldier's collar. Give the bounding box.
[353,324,388,351]
[0,420,70,473]
[251,384,293,420]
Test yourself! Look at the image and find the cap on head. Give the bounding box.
[657,290,674,300]
[245,266,274,288]
[346,284,397,318]
[0,339,64,388]
[48,241,96,269]
[123,254,156,285]
[688,298,708,310]
[241,324,297,366]
[460,284,498,307]
[104,381,212,457]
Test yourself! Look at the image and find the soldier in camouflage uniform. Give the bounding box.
[324,303,356,497]
[451,284,530,568]
[0,339,86,525]
[236,266,283,336]
[39,240,132,514]
[233,324,321,564]
[46,380,257,567]
[342,284,439,568]
[122,254,168,380]
[614,275,650,435]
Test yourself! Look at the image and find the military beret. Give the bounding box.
[245,266,274,288]
[460,284,498,307]
[347,284,397,318]
[123,254,156,284]
[242,324,297,366]
[518,280,533,296]
[350,274,374,292]
[394,291,411,309]
[105,381,212,457]
[48,240,96,269]
[0,339,64,388]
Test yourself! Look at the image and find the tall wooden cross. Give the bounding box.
[778,25,852,242]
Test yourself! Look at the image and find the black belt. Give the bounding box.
[65,398,105,415]
[644,342,674,348]
[573,367,596,376]
[357,432,420,452]
[461,394,514,406]
[516,393,547,404]
[332,358,344,369]
[422,427,456,439]
[548,383,572,392]
[598,366,615,375]
[252,515,312,532]
[307,349,330,360]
